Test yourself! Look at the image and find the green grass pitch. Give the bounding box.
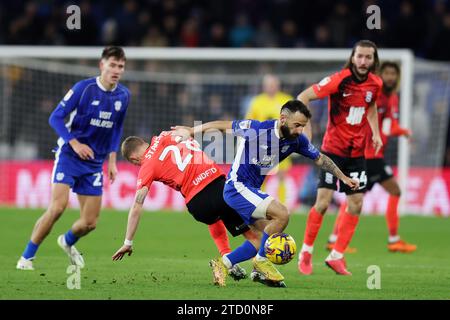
[0,207,449,300]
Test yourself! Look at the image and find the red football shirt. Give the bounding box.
[365,91,409,159]
[136,131,224,203]
[312,68,383,158]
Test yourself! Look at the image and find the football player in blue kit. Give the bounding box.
[17,47,130,270]
[172,100,359,287]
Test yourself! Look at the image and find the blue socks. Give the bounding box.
[257,232,270,258]
[64,229,79,246]
[22,240,39,259]
[226,240,257,265]
[21,230,78,260]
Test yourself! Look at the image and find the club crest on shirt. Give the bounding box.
[252,154,276,167]
[281,145,290,153]
[239,120,251,129]
[365,91,373,103]
[114,100,122,111]
[56,172,65,181]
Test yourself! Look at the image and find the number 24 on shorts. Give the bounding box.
[350,171,367,189]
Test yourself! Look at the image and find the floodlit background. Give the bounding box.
[0,0,449,301]
[1,0,449,215]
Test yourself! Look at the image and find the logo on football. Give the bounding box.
[264,233,297,265]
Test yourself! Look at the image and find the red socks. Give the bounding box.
[334,195,400,239]
[386,195,400,237]
[208,220,231,256]
[303,207,324,246]
[334,210,360,254]
[332,201,347,236]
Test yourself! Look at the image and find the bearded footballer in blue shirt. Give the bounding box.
[17,47,130,270]
[173,100,359,287]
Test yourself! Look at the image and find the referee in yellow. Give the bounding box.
[245,74,293,204]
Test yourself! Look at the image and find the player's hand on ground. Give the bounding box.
[108,162,118,184]
[372,134,383,155]
[112,245,133,261]
[343,177,360,191]
[171,126,193,142]
[70,139,94,160]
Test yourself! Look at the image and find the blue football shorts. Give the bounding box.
[52,150,104,196]
[223,180,274,225]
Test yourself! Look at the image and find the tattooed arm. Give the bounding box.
[125,186,149,240]
[314,153,360,190]
[112,186,149,260]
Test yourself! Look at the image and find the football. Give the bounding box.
[264,233,297,265]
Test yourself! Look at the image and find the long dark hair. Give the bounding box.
[344,40,380,74]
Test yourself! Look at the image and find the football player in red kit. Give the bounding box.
[297,40,383,275]
[112,132,259,281]
[327,61,416,253]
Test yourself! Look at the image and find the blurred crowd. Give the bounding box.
[1,0,450,166]
[1,0,450,61]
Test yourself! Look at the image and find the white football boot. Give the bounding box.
[16,256,35,270]
[57,235,85,268]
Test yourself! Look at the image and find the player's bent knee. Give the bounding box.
[279,213,289,229]
[86,223,97,231]
[314,203,329,214]
[347,200,363,214]
[279,205,289,221]
[48,204,66,219]
[348,205,362,214]
[391,188,401,197]
[269,202,289,229]
[80,220,97,232]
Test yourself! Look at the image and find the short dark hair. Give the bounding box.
[380,61,400,75]
[344,40,379,73]
[121,136,146,162]
[280,100,312,119]
[101,46,126,61]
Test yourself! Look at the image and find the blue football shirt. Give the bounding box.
[227,119,320,188]
[49,76,130,164]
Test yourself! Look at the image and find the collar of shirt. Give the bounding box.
[96,76,118,92]
[273,120,280,139]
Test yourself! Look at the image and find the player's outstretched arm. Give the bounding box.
[193,120,233,134]
[112,186,149,261]
[297,87,319,141]
[297,86,319,107]
[171,121,233,140]
[314,153,360,191]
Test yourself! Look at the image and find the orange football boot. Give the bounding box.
[388,240,417,253]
